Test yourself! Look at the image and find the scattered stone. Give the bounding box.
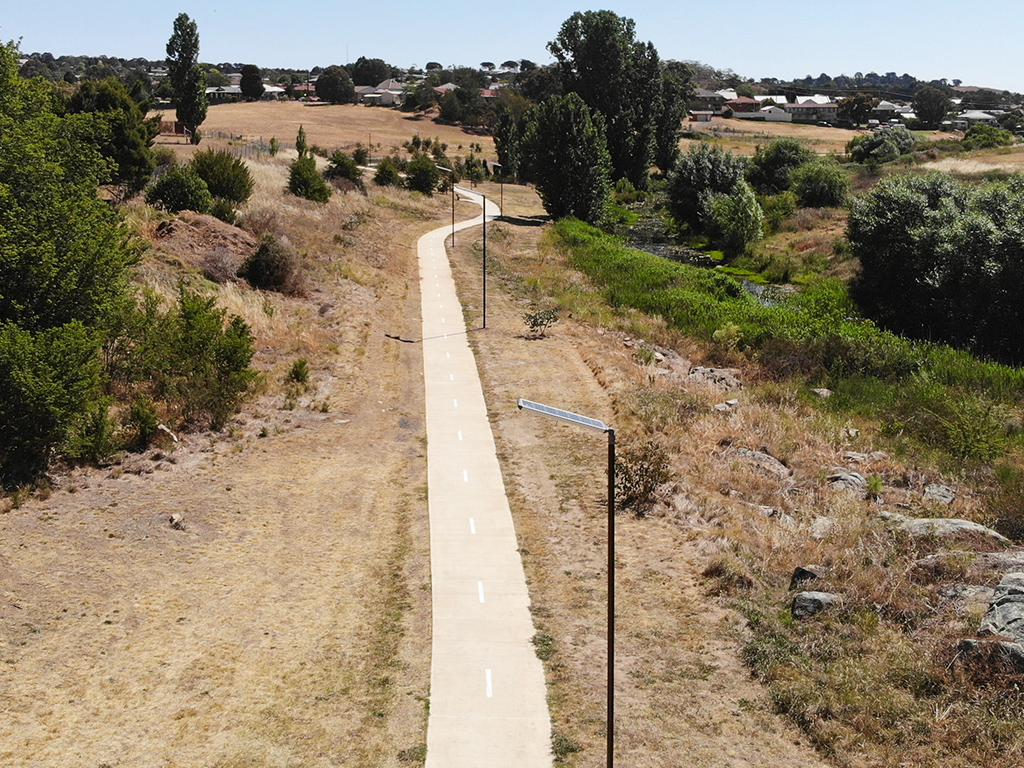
[811,388,833,399]
[760,507,797,527]
[734,447,792,479]
[157,424,179,443]
[169,514,186,531]
[809,516,835,540]
[845,428,860,439]
[924,484,956,505]
[842,450,889,464]
[713,402,733,413]
[979,573,1024,643]
[790,566,822,591]
[939,584,995,617]
[878,511,1010,546]
[653,351,665,362]
[972,551,1024,577]
[826,468,867,492]
[792,591,842,619]
[956,638,1024,672]
[688,366,743,390]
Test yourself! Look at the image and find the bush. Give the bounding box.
[324,150,363,183]
[209,198,236,224]
[287,357,310,384]
[758,191,799,233]
[353,145,370,165]
[405,154,440,195]
[747,138,815,194]
[667,143,747,229]
[615,438,672,516]
[961,123,1015,150]
[790,158,849,207]
[190,149,254,204]
[288,155,332,202]
[146,165,212,213]
[374,157,402,187]
[703,179,764,252]
[847,125,915,165]
[238,235,302,294]
[523,307,559,338]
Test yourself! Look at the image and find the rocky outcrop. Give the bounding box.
[734,447,792,479]
[826,469,867,492]
[923,484,956,505]
[878,511,1010,547]
[979,573,1024,643]
[792,591,842,619]
[688,366,742,390]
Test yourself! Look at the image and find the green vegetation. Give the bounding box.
[0,42,255,481]
[315,65,355,104]
[847,125,915,165]
[747,138,815,195]
[146,165,213,213]
[239,235,302,294]
[288,155,332,202]
[790,157,849,207]
[165,13,207,143]
[849,173,1024,365]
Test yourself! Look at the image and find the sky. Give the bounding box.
[4,0,1024,93]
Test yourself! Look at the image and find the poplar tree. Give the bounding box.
[166,13,207,143]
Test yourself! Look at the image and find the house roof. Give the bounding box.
[959,110,998,120]
[375,78,405,90]
[725,96,759,105]
[695,88,723,99]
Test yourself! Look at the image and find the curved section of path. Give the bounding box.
[420,189,553,768]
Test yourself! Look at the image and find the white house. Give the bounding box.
[957,110,999,127]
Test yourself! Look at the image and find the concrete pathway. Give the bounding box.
[419,189,554,768]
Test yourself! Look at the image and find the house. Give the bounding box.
[957,110,999,127]
[755,95,788,106]
[783,100,839,123]
[434,82,460,94]
[689,110,714,122]
[734,105,793,123]
[692,89,725,114]
[871,100,902,119]
[724,96,760,113]
[205,85,243,102]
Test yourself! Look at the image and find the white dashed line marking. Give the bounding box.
[485,669,493,698]
[470,518,476,534]
[463,469,469,483]
[446,352,450,358]
[478,581,485,603]
[458,430,463,440]
[453,398,458,408]
[450,373,454,381]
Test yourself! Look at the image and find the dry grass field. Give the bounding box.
[152,101,495,162]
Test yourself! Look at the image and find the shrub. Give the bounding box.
[287,357,310,384]
[374,157,402,187]
[190,149,254,204]
[615,438,672,516]
[288,155,332,202]
[268,137,279,157]
[523,308,559,338]
[352,145,370,165]
[324,150,363,183]
[209,198,236,224]
[847,125,915,165]
[703,179,764,252]
[405,154,440,195]
[146,165,212,213]
[668,142,747,229]
[790,158,849,207]
[747,138,815,194]
[153,145,178,168]
[961,123,1015,151]
[238,235,302,294]
[758,191,799,233]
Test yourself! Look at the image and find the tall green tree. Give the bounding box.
[746,137,815,194]
[667,143,748,228]
[837,93,878,126]
[315,65,355,104]
[0,43,142,477]
[349,57,395,86]
[166,13,207,143]
[523,93,612,224]
[654,61,694,174]
[239,64,264,100]
[912,85,951,129]
[548,10,667,189]
[66,77,159,199]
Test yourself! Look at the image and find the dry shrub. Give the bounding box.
[238,235,305,296]
[238,205,282,239]
[702,552,754,594]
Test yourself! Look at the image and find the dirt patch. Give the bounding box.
[153,211,258,283]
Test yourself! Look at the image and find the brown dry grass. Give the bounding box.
[151,101,494,163]
[682,116,947,156]
[923,145,1024,174]
[0,158,450,767]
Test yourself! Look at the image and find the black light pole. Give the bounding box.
[436,166,455,247]
[481,193,487,329]
[516,399,615,768]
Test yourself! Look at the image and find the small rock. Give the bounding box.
[826,468,867,492]
[979,572,1024,643]
[169,514,186,531]
[809,516,835,540]
[713,402,733,413]
[842,450,889,464]
[653,351,665,362]
[790,566,822,591]
[879,511,1010,546]
[688,366,743,391]
[811,388,833,398]
[924,484,956,505]
[792,591,842,619]
[845,428,860,439]
[956,638,1024,673]
[734,447,792,478]
[761,507,797,527]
